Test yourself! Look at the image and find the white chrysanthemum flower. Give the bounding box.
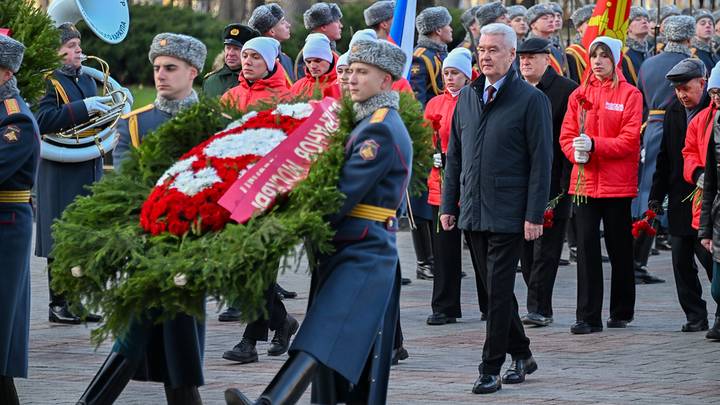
[173,273,188,287]
[71,266,83,278]
[156,156,198,186]
[225,111,259,130]
[170,167,222,196]
[204,129,287,159]
[273,103,313,119]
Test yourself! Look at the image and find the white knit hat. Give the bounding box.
[303,33,333,62]
[336,52,350,71]
[349,29,378,47]
[242,37,280,72]
[708,61,720,91]
[442,47,472,80]
[589,36,622,66]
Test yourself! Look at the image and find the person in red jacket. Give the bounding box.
[559,36,643,335]
[290,33,341,99]
[425,47,487,325]
[221,37,291,112]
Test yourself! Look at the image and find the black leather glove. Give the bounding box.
[648,200,664,215]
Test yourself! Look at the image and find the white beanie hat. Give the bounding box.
[442,47,473,80]
[349,29,378,47]
[303,33,333,63]
[708,61,720,91]
[589,36,622,66]
[336,52,350,71]
[242,37,280,72]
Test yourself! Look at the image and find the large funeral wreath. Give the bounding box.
[51,94,432,344]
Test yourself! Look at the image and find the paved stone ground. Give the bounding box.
[15,231,720,404]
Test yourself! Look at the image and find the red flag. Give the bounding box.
[581,0,632,50]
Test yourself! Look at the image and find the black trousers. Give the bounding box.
[521,217,568,317]
[463,231,489,316]
[46,258,65,306]
[243,283,287,341]
[670,235,718,321]
[430,206,463,317]
[466,231,530,375]
[575,197,635,325]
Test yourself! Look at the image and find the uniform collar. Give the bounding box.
[353,91,399,122]
[154,89,199,116]
[663,42,692,57]
[692,37,712,53]
[416,35,448,53]
[626,37,649,53]
[0,76,19,100]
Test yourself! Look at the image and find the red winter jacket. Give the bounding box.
[559,72,642,198]
[290,55,341,100]
[682,104,716,229]
[425,90,458,206]
[221,64,292,112]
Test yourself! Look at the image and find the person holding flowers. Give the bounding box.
[649,58,715,334]
[559,36,643,335]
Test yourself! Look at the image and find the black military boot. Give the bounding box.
[0,376,19,405]
[49,302,81,324]
[275,284,297,300]
[225,352,318,405]
[707,316,720,340]
[222,338,258,364]
[411,220,434,280]
[218,307,242,322]
[268,315,299,356]
[76,353,136,405]
[164,385,203,405]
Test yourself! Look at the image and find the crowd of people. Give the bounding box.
[3,1,720,404]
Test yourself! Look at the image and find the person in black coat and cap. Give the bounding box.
[517,38,578,327]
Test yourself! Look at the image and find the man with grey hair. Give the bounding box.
[441,22,552,395]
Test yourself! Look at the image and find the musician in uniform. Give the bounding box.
[78,33,208,405]
[225,37,412,405]
[34,22,108,324]
[565,5,594,84]
[0,35,40,405]
[410,6,452,107]
[249,3,297,84]
[202,24,260,98]
[622,7,651,87]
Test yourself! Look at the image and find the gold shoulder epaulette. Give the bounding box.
[413,47,427,57]
[120,103,154,120]
[370,108,389,124]
[3,99,20,115]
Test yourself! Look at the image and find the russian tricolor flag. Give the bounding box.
[389,0,417,78]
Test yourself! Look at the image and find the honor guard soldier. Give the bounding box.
[526,4,567,76]
[34,22,107,324]
[691,10,719,73]
[623,7,651,87]
[79,33,210,405]
[507,5,529,44]
[249,3,297,84]
[0,35,40,405]
[202,24,260,98]
[296,2,343,81]
[363,3,415,94]
[460,6,482,52]
[225,37,412,405]
[634,15,696,284]
[410,6,452,107]
[650,5,681,54]
[565,5,594,84]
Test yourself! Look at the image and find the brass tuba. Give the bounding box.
[43,0,132,163]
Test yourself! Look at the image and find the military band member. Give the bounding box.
[296,2,343,81]
[623,7,651,87]
[34,22,107,324]
[634,15,696,284]
[78,33,208,405]
[0,35,39,405]
[225,37,412,405]
[203,24,260,98]
[410,6,452,107]
[565,5,594,84]
[526,4,566,76]
[691,9,719,73]
[249,3,297,84]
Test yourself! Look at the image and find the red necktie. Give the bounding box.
[487,85,496,104]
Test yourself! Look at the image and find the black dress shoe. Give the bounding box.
[275,284,297,299]
[502,356,537,384]
[472,374,501,394]
[268,315,299,356]
[49,304,81,324]
[569,246,577,262]
[650,248,660,256]
[521,312,553,327]
[426,312,457,325]
[219,307,242,322]
[607,318,632,328]
[706,316,720,340]
[222,338,258,364]
[634,266,665,284]
[655,236,672,250]
[416,262,434,280]
[682,319,709,332]
[224,388,254,405]
[391,346,409,365]
[84,313,103,323]
[401,277,412,286]
[570,321,602,334]
[461,271,467,278]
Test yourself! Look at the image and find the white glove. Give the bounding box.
[640,148,646,164]
[83,96,113,114]
[433,153,443,168]
[697,173,705,189]
[574,150,590,164]
[573,133,593,152]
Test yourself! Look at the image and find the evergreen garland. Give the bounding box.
[50,94,431,344]
[0,0,60,103]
